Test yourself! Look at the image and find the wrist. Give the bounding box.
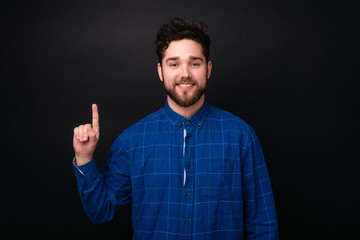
[75,155,93,166]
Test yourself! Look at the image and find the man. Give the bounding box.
[73,18,279,239]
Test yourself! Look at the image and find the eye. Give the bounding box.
[169,63,178,67]
[192,62,200,67]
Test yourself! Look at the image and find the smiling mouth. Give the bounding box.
[177,83,195,90]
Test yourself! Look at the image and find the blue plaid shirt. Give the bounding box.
[73,100,279,239]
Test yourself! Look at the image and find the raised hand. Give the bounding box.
[73,104,100,166]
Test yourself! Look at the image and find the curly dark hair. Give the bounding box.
[155,18,211,64]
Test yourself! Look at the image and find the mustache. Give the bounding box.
[176,78,195,84]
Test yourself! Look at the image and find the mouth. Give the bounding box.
[177,83,195,90]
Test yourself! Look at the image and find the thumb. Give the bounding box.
[87,125,98,143]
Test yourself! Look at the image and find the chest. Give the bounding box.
[129,125,242,189]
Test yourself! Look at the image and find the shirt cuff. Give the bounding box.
[72,157,100,184]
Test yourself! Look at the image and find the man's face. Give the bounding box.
[158,39,212,108]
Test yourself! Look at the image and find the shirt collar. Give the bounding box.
[163,99,210,130]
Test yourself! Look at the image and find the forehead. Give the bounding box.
[164,39,205,60]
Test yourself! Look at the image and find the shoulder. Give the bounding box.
[127,108,166,132]
[207,104,257,142]
[208,105,253,130]
[112,108,166,146]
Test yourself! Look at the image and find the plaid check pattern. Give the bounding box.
[73,100,279,239]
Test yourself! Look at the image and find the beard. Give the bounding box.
[163,78,206,108]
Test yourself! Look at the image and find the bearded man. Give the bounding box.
[73,17,279,240]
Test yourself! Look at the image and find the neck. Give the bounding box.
[167,95,205,119]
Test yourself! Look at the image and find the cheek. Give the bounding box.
[192,69,208,83]
[163,70,180,82]
[162,73,176,86]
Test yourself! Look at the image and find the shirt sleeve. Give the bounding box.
[241,127,279,239]
[72,135,132,224]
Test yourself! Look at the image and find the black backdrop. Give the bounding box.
[3,0,359,239]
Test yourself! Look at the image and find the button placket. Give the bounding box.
[182,119,194,234]
[183,120,194,184]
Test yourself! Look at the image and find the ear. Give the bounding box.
[206,61,212,79]
[157,63,163,82]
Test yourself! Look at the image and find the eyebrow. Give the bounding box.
[165,56,204,63]
[189,56,204,62]
[165,57,179,63]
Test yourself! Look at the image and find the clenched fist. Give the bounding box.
[73,104,100,166]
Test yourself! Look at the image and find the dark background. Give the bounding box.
[3,0,359,239]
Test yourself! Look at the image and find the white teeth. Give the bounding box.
[179,84,192,86]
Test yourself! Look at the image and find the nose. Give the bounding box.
[181,65,190,80]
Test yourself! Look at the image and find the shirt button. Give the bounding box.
[186,192,191,196]
[184,220,189,225]
[187,138,191,143]
[185,120,190,125]
[187,165,191,169]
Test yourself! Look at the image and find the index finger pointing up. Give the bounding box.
[92,103,99,132]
